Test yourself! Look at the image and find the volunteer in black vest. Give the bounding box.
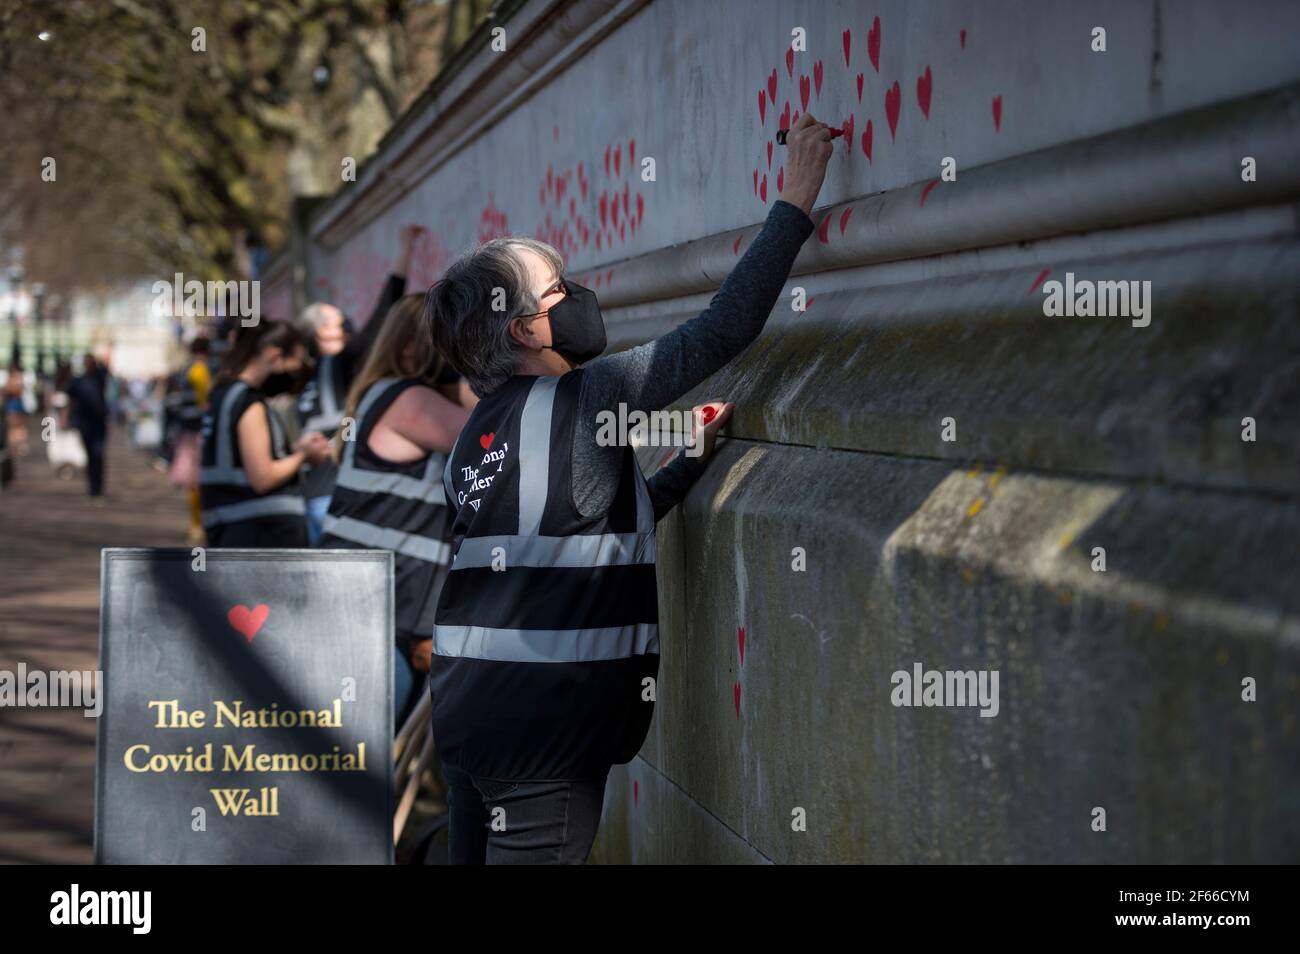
[316,295,476,727]
[299,225,464,544]
[425,113,831,864]
[200,320,333,547]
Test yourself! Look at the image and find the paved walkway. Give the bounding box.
[0,426,190,863]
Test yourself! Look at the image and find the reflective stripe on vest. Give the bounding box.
[433,375,658,663]
[199,382,251,486]
[433,622,659,663]
[302,354,343,433]
[320,514,451,564]
[322,377,449,565]
[202,494,305,528]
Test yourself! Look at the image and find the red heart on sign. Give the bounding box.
[868,16,881,73]
[479,432,494,449]
[813,60,824,98]
[799,74,810,112]
[227,604,269,643]
[767,68,777,104]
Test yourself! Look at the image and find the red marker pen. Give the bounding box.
[775,127,844,145]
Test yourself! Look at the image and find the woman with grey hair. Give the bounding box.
[424,112,833,864]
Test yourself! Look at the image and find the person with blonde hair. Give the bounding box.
[316,294,476,726]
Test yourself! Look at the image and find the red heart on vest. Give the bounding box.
[479,432,495,449]
[227,604,269,643]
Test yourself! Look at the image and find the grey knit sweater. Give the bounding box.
[572,198,816,520]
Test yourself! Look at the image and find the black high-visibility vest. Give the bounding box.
[297,353,347,436]
[298,354,347,498]
[199,381,307,533]
[316,378,453,638]
[430,373,659,780]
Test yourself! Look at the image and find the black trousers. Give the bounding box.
[79,428,105,496]
[204,516,308,548]
[442,760,610,864]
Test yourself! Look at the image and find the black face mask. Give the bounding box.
[262,371,299,397]
[541,280,606,366]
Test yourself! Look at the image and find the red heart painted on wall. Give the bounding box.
[885,81,901,139]
[799,74,810,112]
[862,118,873,161]
[767,140,773,169]
[227,604,269,643]
[758,89,766,124]
[813,60,824,97]
[840,206,854,235]
[777,166,783,193]
[767,68,777,104]
[479,432,494,449]
[733,682,741,717]
[785,46,794,78]
[842,30,851,67]
[992,95,1003,131]
[857,73,864,102]
[780,101,791,130]
[868,16,881,73]
[916,65,932,118]
[759,174,767,202]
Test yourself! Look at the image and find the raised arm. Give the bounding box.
[578,113,831,416]
[343,225,425,366]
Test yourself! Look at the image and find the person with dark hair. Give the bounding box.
[65,354,111,502]
[316,294,476,727]
[199,321,331,547]
[296,225,462,543]
[423,112,832,864]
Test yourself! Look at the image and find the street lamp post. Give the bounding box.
[7,264,23,370]
[32,283,47,380]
